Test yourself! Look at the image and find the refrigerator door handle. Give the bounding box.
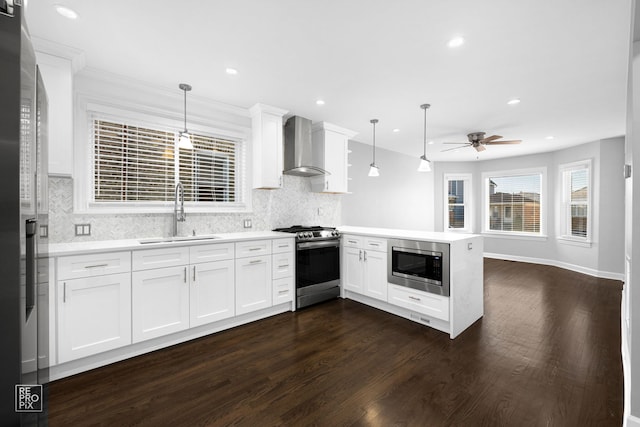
[25,218,37,319]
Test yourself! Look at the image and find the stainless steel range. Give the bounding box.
[273,226,340,309]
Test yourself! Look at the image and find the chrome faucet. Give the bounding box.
[173,182,186,237]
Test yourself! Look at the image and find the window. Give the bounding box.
[444,174,472,232]
[482,168,546,237]
[559,159,591,243]
[89,113,245,212]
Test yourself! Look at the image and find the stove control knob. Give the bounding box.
[297,232,304,239]
[306,232,313,238]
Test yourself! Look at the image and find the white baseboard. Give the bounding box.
[627,415,640,427]
[483,252,624,281]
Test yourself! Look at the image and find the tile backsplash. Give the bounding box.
[48,175,341,243]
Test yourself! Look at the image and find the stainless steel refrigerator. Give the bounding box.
[1,1,49,425]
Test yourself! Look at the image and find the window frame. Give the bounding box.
[558,159,592,246]
[74,98,250,214]
[481,167,547,240]
[443,173,472,233]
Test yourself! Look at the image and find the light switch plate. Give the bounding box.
[75,224,91,236]
[243,219,252,228]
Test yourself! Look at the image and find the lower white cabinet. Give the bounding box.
[132,266,190,343]
[57,273,131,363]
[388,284,450,321]
[235,255,272,315]
[342,239,387,301]
[190,260,235,327]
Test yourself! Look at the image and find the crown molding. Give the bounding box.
[31,36,86,72]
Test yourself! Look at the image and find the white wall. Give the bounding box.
[434,139,625,279]
[341,141,435,231]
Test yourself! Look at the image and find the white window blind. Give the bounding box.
[487,173,542,234]
[93,119,238,204]
[561,160,590,240]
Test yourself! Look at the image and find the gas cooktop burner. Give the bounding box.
[273,225,340,241]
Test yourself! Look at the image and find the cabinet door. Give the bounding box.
[363,250,388,302]
[272,252,294,280]
[236,255,272,315]
[190,260,235,327]
[324,130,348,193]
[57,273,131,363]
[273,276,294,305]
[343,246,364,294]
[251,104,287,189]
[132,266,190,343]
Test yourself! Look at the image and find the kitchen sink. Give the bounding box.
[138,235,220,244]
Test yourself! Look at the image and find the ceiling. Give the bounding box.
[25,0,632,162]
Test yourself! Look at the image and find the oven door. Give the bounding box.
[296,240,340,290]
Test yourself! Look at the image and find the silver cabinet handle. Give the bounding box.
[249,259,262,265]
[193,266,196,282]
[85,263,108,269]
[278,290,288,295]
[63,282,67,303]
[184,267,187,283]
[249,247,262,251]
[278,244,288,248]
[359,250,362,261]
[325,181,329,190]
[369,243,380,247]
[348,240,358,244]
[363,250,367,262]
[409,296,421,302]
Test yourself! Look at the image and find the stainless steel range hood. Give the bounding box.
[283,116,328,177]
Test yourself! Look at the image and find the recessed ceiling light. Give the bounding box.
[225,67,238,75]
[392,128,400,133]
[447,36,465,48]
[54,4,78,19]
[507,98,521,105]
[316,99,325,106]
[545,135,554,140]
[428,140,435,145]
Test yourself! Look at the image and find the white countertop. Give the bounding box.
[337,226,480,243]
[48,231,294,257]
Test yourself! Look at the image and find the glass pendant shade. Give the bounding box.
[417,155,431,172]
[368,163,380,177]
[178,131,193,149]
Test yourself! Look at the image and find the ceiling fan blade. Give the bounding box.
[486,140,521,145]
[441,145,469,152]
[474,145,487,152]
[442,142,469,145]
[479,135,502,143]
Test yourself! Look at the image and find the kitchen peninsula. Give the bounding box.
[338,226,483,339]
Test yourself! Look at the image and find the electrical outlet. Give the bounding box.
[317,207,324,216]
[243,219,252,228]
[39,225,48,238]
[75,224,91,236]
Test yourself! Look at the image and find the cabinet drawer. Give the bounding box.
[364,237,387,253]
[342,235,363,248]
[273,277,293,304]
[272,239,295,254]
[132,247,190,271]
[57,251,131,280]
[235,240,272,258]
[189,243,235,264]
[272,252,294,280]
[388,285,449,321]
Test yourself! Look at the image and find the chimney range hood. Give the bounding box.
[283,116,329,177]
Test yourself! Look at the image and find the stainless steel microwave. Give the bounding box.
[387,239,450,296]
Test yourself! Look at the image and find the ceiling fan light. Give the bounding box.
[368,163,380,177]
[178,131,193,149]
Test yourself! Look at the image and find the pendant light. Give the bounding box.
[368,119,380,177]
[417,103,431,172]
[178,83,194,149]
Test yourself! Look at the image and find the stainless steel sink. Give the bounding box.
[138,236,220,244]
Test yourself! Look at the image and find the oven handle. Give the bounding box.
[297,240,340,250]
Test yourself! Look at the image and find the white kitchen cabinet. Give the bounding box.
[132,265,190,343]
[341,235,388,301]
[310,122,357,194]
[388,285,450,321]
[235,255,272,315]
[189,259,235,327]
[250,103,288,189]
[273,277,294,305]
[57,273,131,363]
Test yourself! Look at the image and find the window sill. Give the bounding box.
[557,237,592,248]
[481,231,548,242]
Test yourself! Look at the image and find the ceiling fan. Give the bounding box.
[442,132,521,152]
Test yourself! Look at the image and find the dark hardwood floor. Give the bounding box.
[48,259,624,426]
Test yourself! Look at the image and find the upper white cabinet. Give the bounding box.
[310,122,357,194]
[250,103,288,189]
